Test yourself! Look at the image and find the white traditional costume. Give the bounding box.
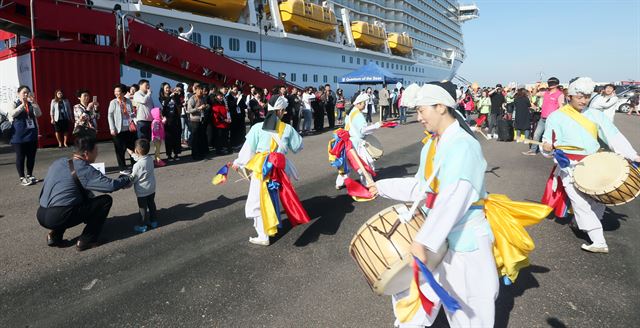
[332,93,380,189]
[233,96,309,245]
[375,83,551,327]
[541,77,639,252]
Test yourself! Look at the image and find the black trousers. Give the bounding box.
[313,107,324,131]
[13,140,37,178]
[325,106,335,129]
[37,195,113,243]
[136,193,157,225]
[230,116,246,147]
[381,105,390,120]
[112,131,136,171]
[137,120,152,140]
[291,110,300,132]
[164,123,182,158]
[366,105,373,123]
[215,127,230,153]
[190,121,208,160]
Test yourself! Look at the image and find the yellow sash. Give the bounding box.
[559,104,598,140]
[422,131,439,193]
[394,194,551,322]
[244,121,287,237]
[344,108,360,132]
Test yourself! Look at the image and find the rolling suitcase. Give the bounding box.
[497,119,514,142]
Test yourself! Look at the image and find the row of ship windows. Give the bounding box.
[267,73,427,86]
[340,55,426,74]
[139,70,425,87]
[178,30,446,70]
[167,29,255,53]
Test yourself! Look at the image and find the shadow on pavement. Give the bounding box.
[495,265,550,328]
[601,207,627,231]
[100,195,246,244]
[546,317,568,328]
[375,163,417,180]
[292,194,356,247]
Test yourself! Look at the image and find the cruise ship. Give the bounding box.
[89,0,479,92]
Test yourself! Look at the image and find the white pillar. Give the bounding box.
[341,8,355,47]
[268,0,284,32]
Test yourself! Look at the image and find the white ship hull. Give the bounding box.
[96,0,465,94]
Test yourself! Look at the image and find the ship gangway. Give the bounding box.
[0,0,294,145]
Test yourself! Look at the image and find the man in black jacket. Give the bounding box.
[488,84,506,139]
[321,84,336,129]
[230,86,246,150]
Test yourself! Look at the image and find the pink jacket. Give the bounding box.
[151,107,164,141]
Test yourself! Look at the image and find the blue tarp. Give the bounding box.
[340,62,403,85]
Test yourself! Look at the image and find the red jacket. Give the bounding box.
[212,102,230,129]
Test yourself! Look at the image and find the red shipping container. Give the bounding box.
[30,40,120,147]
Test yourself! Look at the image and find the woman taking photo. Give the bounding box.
[8,85,42,186]
[49,89,72,147]
[73,89,99,137]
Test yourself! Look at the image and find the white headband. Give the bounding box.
[568,77,595,96]
[353,93,370,105]
[402,83,457,108]
[267,95,288,111]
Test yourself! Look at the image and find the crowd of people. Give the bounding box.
[451,77,630,157]
[1,74,639,327]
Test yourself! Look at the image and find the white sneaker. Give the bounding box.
[20,177,34,186]
[249,237,270,246]
[335,174,346,190]
[581,243,609,253]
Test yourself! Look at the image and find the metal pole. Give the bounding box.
[30,0,35,39]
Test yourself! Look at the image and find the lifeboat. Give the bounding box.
[279,0,338,39]
[142,0,247,22]
[387,32,413,55]
[351,21,385,50]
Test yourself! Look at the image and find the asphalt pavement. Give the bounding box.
[0,112,639,327]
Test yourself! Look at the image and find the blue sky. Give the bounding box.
[456,0,640,86]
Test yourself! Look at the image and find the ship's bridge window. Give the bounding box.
[140,70,152,78]
[229,38,240,52]
[302,74,308,82]
[323,75,328,83]
[349,57,353,64]
[291,73,296,82]
[357,58,360,65]
[210,35,222,48]
[363,59,367,65]
[190,32,202,45]
[342,55,345,63]
[246,41,257,53]
[313,74,318,83]
[333,76,337,83]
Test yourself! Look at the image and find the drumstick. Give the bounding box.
[473,126,491,140]
[348,148,375,187]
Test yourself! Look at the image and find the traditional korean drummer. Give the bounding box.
[370,82,499,327]
[333,92,381,190]
[540,77,640,253]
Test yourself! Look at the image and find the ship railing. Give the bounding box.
[120,8,291,86]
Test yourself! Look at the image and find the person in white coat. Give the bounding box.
[370,82,499,327]
[589,83,618,122]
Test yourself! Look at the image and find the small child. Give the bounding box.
[151,107,166,167]
[127,139,158,233]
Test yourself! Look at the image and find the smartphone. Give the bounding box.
[92,96,97,103]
